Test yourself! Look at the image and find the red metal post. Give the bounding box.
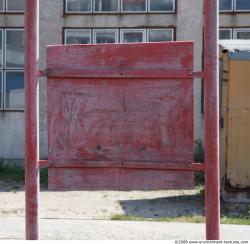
[204,0,220,240]
[24,0,40,240]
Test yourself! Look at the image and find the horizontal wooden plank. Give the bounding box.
[40,159,204,171]
[47,42,193,73]
[46,69,193,79]
[48,168,194,191]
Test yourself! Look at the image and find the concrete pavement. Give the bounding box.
[0,217,250,240]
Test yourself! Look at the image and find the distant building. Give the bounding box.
[0,0,250,165]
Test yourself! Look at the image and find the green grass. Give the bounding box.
[111,214,250,225]
[0,163,48,188]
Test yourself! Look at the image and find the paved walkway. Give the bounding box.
[1,217,250,240]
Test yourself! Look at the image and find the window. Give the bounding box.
[66,0,92,13]
[0,0,4,12]
[94,0,119,12]
[149,0,174,12]
[93,29,118,44]
[219,0,233,11]
[120,29,146,43]
[121,0,146,12]
[233,28,250,39]
[148,29,173,42]
[6,0,25,12]
[219,28,232,40]
[235,0,250,11]
[0,73,2,108]
[0,0,25,12]
[0,29,24,110]
[65,0,175,13]
[65,28,174,44]
[219,28,250,40]
[65,29,91,44]
[5,71,24,109]
[220,0,250,12]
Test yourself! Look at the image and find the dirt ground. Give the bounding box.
[0,180,205,220]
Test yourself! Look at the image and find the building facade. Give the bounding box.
[0,0,250,164]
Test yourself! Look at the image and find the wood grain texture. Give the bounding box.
[48,168,194,191]
[47,42,193,74]
[47,42,194,191]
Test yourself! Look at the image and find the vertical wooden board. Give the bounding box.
[227,60,250,188]
[48,168,194,191]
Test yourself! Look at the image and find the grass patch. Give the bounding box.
[111,214,250,225]
[0,163,48,188]
[0,163,24,183]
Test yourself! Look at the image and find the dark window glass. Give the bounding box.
[149,0,174,12]
[122,31,145,43]
[5,71,24,109]
[0,30,3,67]
[0,72,2,108]
[0,0,4,11]
[65,30,91,44]
[148,29,173,42]
[219,0,232,11]
[235,30,250,39]
[235,0,250,11]
[122,0,146,12]
[6,29,24,68]
[219,29,232,40]
[94,0,119,12]
[66,0,91,12]
[7,0,25,12]
[95,31,117,43]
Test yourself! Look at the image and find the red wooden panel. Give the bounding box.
[46,42,194,191]
[48,168,194,191]
[47,42,193,74]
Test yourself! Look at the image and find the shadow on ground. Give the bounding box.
[118,192,249,219]
[119,193,205,218]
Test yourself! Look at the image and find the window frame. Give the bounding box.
[65,0,93,14]
[0,29,3,69]
[93,0,120,13]
[219,28,233,40]
[234,0,250,12]
[5,0,25,13]
[64,28,175,44]
[147,28,174,42]
[219,0,250,13]
[4,70,24,111]
[233,28,250,39]
[93,29,119,44]
[0,71,3,109]
[118,0,147,13]
[64,28,92,44]
[0,28,24,111]
[64,0,176,13]
[120,29,147,43]
[148,0,175,13]
[4,28,24,70]
[0,0,5,13]
[219,0,234,13]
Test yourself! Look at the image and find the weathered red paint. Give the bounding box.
[24,0,39,240]
[24,0,220,239]
[49,168,194,191]
[39,160,205,172]
[46,42,195,191]
[204,0,221,240]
